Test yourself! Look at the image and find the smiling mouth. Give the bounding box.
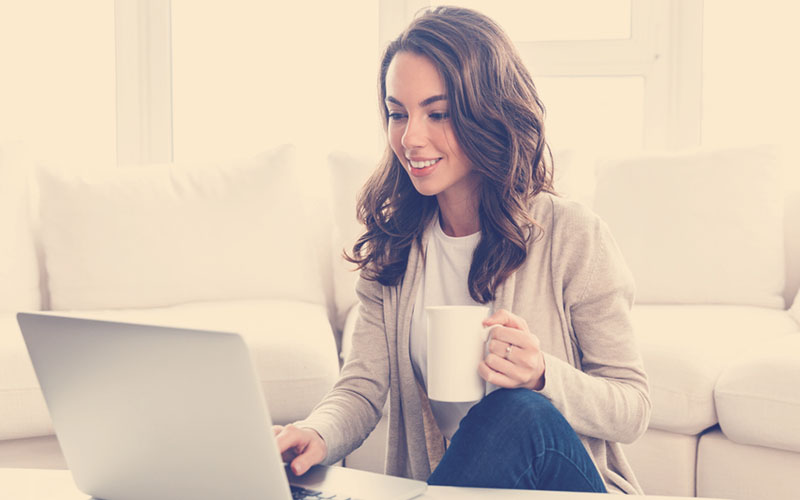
[408,158,442,169]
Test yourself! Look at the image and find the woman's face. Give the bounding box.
[384,51,478,202]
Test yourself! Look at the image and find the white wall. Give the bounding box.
[703,0,800,188]
[0,1,116,169]
[171,0,382,165]
[1,0,798,186]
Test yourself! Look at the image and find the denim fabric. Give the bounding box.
[427,388,607,493]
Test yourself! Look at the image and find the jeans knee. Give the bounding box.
[440,389,603,492]
[485,388,559,419]
[460,389,569,439]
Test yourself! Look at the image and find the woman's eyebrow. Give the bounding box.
[419,94,447,107]
[385,94,448,107]
[385,96,404,106]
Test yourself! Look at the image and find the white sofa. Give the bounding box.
[0,143,343,467]
[596,146,800,500]
[330,145,800,500]
[2,141,799,500]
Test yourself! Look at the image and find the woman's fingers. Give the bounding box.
[481,313,546,390]
[483,308,529,332]
[289,441,327,476]
[479,359,518,387]
[274,424,328,476]
[488,324,539,351]
[480,350,546,390]
[487,337,518,359]
[484,351,527,381]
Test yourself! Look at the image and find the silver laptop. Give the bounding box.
[17,312,426,500]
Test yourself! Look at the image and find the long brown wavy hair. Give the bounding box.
[345,6,555,303]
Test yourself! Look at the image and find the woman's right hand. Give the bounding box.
[273,424,328,476]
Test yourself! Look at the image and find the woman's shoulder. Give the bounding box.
[530,192,607,243]
[529,194,631,295]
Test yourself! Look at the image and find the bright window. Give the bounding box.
[431,0,632,41]
[387,1,702,151]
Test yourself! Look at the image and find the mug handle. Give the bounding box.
[480,323,502,343]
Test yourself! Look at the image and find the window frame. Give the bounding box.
[114,0,703,165]
[115,0,173,166]
[378,0,703,150]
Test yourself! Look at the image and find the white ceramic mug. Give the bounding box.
[426,305,497,402]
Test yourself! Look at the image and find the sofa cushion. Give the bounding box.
[715,333,800,453]
[632,304,797,435]
[790,289,800,326]
[0,312,51,440]
[551,147,597,208]
[327,151,374,331]
[621,429,698,498]
[0,300,339,440]
[697,428,800,500]
[37,144,328,310]
[0,142,41,311]
[784,186,800,308]
[594,145,785,308]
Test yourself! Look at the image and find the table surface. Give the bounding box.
[0,467,726,500]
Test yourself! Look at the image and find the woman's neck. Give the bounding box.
[437,194,480,237]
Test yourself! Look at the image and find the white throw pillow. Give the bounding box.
[551,147,596,208]
[327,151,375,330]
[593,145,785,307]
[38,144,326,310]
[0,142,41,311]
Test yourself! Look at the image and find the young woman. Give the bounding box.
[276,6,651,494]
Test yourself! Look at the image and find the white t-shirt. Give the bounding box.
[409,215,492,440]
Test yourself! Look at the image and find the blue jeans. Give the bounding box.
[427,388,607,492]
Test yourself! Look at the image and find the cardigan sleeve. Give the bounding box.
[538,206,652,444]
[293,275,391,464]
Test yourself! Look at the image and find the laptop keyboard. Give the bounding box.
[290,484,352,500]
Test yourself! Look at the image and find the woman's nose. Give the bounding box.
[401,116,426,149]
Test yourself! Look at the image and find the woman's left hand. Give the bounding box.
[479,309,546,391]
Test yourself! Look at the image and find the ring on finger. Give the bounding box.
[504,343,513,359]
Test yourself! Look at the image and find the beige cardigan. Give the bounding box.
[297,193,651,494]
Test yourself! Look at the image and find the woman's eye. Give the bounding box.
[430,112,450,121]
[388,112,407,121]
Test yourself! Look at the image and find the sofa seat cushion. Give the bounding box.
[715,333,800,452]
[621,428,698,498]
[697,428,800,500]
[0,312,51,440]
[631,304,797,435]
[327,151,373,332]
[0,300,339,440]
